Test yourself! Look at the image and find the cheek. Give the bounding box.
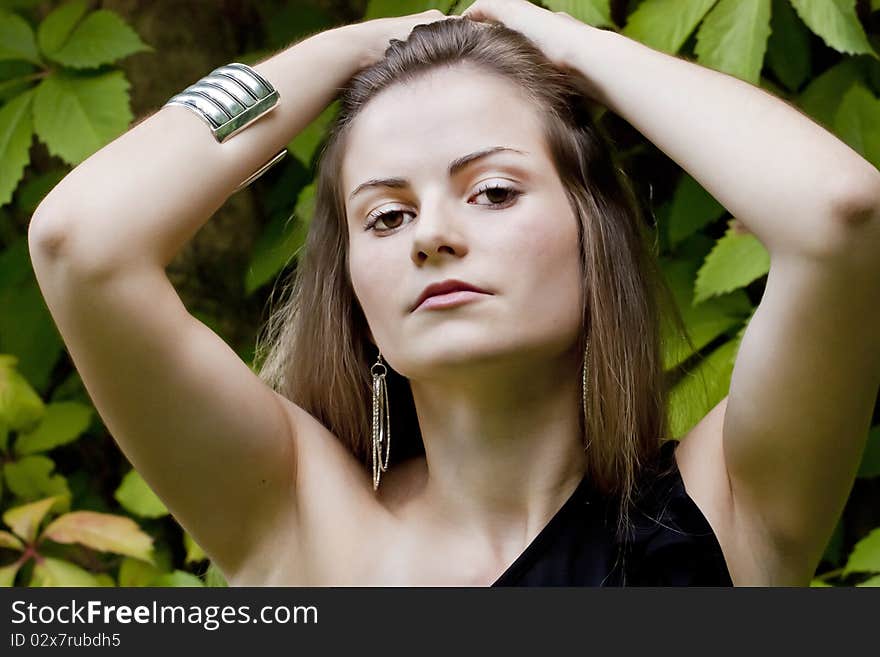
[349,246,396,325]
[509,211,583,315]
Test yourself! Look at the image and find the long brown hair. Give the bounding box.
[254,17,688,547]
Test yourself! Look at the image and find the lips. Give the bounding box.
[411,279,492,312]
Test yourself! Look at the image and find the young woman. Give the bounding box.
[28,0,880,587]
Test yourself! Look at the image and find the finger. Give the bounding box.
[461,0,494,21]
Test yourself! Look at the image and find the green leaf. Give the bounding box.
[0,560,21,586]
[42,510,155,563]
[694,0,771,85]
[621,0,717,54]
[256,2,334,51]
[14,401,92,456]
[114,468,168,519]
[0,9,41,66]
[660,257,752,370]
[30,556,100,586]
[15,168,66,214]
[797,58,863,130]
[0,354,44,435]
[3,454,70,501]
[2,1,45,10]
[821,516,845,566]
[809,578,832,587]
[833,84,880,170]
[364,0,455,20]
[245,183,314,295]
[857,425,880,478]
[150,569,205,587]
[666,173,727,247]
[0,529,24,550]
[44,9,152,69]
[36,0,89,57]
[183,530,206,564]
[287,101,337,167]
[118,555,163,587]
[856,574,880,586]
[765,0,811,92]
[542,0,616,29]
[0,58,34,80]
[33,69,132,166]
[693,223,770,304]
[2,494,66,543]
[843,527,880,576]
[245,212,302,295]
[668,337,740,438]
[0,239,65,393]
[0,88,33,207]
[0,75,33,104]
[789,0,878,59]
[94,573,115,586]
[204,561,228,587]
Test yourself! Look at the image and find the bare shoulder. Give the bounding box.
[674,396,816,586]
[227,395,389,585]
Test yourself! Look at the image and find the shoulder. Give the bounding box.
[231,397,396,585]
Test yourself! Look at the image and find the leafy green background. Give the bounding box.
[1,0,878,587]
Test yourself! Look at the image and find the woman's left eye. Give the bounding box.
[472,182,521,206]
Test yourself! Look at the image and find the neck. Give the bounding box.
[406,342,588,550]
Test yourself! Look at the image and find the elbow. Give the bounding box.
[27,207,121,282]
[28,208,73,266]
[817,169,880,270]
[828,167,880,229]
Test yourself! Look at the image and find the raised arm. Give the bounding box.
[26,11,445,583]
[463,0,880,582]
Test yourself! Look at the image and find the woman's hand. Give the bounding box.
[353,9,459,68]
[461,0,588,70]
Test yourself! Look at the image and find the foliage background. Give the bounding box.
[0,0,878,587]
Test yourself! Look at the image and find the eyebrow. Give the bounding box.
[347,146,528,202]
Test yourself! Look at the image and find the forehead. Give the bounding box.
[341,65,548,196]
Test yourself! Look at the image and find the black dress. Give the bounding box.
[491,440,733,586]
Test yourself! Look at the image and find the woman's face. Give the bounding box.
[342,64,585,380]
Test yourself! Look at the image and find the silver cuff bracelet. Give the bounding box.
[163,62,286,192]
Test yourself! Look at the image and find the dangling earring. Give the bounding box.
[582,334,593,451]
[371,353,391,490]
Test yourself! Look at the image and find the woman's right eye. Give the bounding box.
[365,209,411,233]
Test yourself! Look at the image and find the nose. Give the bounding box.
[410,196,468,264]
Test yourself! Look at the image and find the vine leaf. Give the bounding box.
[621,0,716,54]
[843,527,880,576]
[114,468,169,519]
[694,0,772,85]
[2,494,65,543]
[43,9,153,69]
[542,0,616,29]
[833,84,880,170]
[789,0,878,59]
[42,510,155,563]
[30,556,101,586]
[14,401,93,456]
[694,223,770,304]
[0,89,34,207]
[33,69,132,166]
[765,0,812,92]
[0,10,42,66]
[3,454,71,502]
[36,0,89,58]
